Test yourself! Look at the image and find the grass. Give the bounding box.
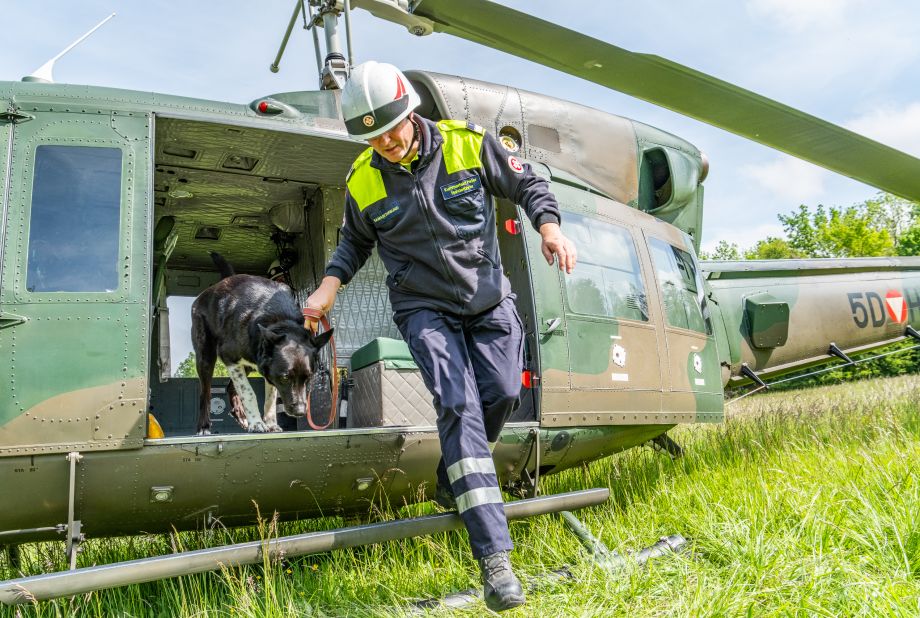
[3,374,920,616]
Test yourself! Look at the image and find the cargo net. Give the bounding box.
[297,250,401,367]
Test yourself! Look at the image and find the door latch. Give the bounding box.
[0,313,28,329]
[0,109,34,124]
[542,317,563,336]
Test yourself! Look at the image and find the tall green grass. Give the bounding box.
[4,375,920,617]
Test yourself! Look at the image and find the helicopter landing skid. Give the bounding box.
[0,489,609,605]
[408,510,688,613]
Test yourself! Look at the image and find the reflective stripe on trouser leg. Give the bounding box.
[448,457,504,513]
[394,307,513,559]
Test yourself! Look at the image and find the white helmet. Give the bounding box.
[267,259,285,282]
[340,61,420,140]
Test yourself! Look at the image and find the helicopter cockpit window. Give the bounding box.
[562,213,648,321]
[26,145,122,293]
[649,238,712,335]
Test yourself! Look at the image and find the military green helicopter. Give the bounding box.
[3,0,920,604]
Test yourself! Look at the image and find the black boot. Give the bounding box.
[433,482,457,510]
[479,550,525,611]
[433,458,457,510]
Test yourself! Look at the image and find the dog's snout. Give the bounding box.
[284,402,307,418]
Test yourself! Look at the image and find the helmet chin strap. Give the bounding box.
[401,114,420,164]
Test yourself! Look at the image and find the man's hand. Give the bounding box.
[539,222,577,274]
[304,276,342,329]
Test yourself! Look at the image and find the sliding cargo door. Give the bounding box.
[646,235,723,422]
[0,108,151,455]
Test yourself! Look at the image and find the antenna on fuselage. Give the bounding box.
[22,13,116,83]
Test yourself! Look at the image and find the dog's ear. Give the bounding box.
[309,327,334,350]
[258,324,284,345]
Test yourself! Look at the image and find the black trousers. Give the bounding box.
[394,296,524,559]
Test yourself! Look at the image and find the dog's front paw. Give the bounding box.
[197,429,211,436]
[249,421,270,433]
[266,424,283,433]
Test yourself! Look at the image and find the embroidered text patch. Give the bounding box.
[439,175,482,201]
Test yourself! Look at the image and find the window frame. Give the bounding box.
[646,235,713,336]
[17,140,128,301]
[560,212,653,325]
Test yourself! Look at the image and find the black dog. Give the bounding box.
[191,253,333,435]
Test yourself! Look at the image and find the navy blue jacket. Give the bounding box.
[326,116,561,315]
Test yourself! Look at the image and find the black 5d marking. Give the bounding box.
[847,292,886,328]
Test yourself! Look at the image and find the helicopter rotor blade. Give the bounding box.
[403,0,920,202]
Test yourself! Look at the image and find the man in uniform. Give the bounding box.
[306,61,576,611]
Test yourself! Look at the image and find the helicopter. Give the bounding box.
[2,0,920,604]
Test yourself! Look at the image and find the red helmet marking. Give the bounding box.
[395,75,407,100]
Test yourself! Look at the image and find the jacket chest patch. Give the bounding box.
[439,175,482,201]
[370,201,401,225]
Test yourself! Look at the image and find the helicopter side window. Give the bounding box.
[649,238,712,335]
[562,213,648,321]
[26,145,122,293]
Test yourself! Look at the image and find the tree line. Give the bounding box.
[700,193,920,261]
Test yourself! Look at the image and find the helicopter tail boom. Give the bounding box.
[703,257,920,383]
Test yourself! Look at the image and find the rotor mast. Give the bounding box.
[271,0,437,89]
[271,0,357,90]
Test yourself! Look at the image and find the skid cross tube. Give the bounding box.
[0,488,608,604]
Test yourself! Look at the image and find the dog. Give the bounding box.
[191,252,333,435]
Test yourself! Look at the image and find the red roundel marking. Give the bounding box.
[885,289,907,323]
[508,155,524,174]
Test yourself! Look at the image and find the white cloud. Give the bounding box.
[741,1,919,101]
[746,0,865,31]
[741,157,828,203]
[846,102,920,159]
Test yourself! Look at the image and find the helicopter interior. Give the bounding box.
[148,114,539,437]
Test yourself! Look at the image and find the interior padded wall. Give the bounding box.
[330,254,402,365]
[311,187,401,365]
[289,189,327,298]
[286,186,401,366]
[153,117,364,275]
[157,300,171,382]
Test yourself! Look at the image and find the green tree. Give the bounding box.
[779,202,893,257]
[896,225,920,256]
[174,352,230,378]
[778,204,823,256]
[743,237,805,260]
[864,193,917,247]
[700,240,742,261]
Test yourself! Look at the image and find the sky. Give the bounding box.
[4,0,920,367]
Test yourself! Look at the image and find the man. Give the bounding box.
[307,61,576,611]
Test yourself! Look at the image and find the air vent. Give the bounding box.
[194,226,221,241]
[221,154,259,171]
[163,146,198,159]
[527,124,561,153]
[231,215,265,227]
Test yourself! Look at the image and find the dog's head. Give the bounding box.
[257,323,334,418]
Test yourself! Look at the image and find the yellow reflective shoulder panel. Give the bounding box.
[437,120,484,175]
[346,148,387,211]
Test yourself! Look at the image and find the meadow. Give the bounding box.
[3,374,920,617]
